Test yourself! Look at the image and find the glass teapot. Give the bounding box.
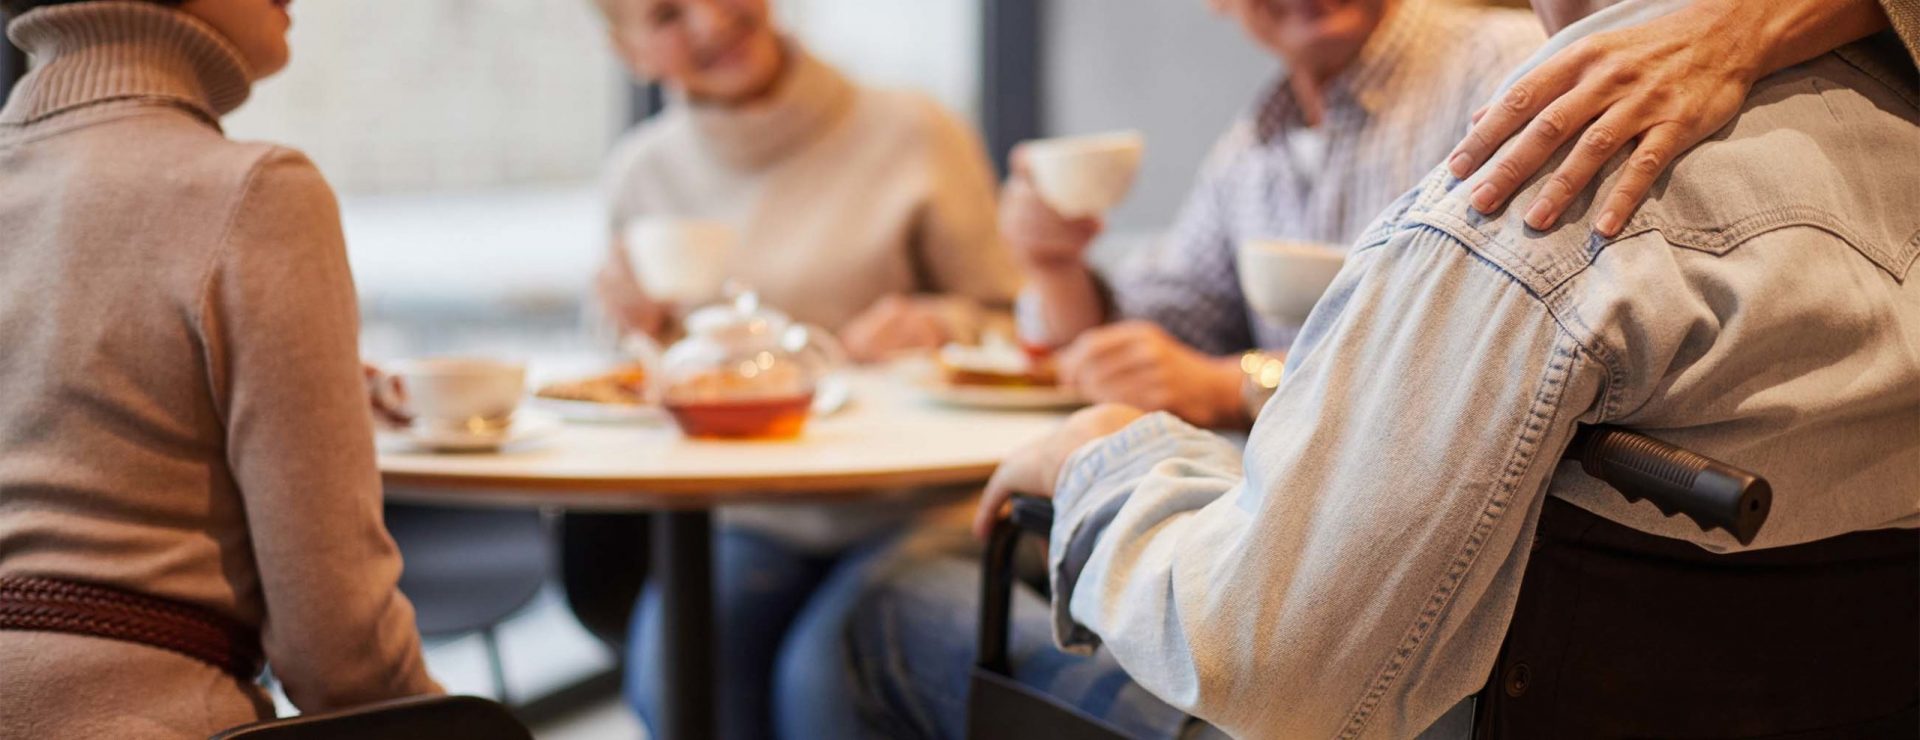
[656,292,845,440]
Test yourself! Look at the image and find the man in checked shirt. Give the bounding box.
[784,2,1547,738]
[1014,0,1542,430]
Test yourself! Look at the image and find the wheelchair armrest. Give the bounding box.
[977,495,1051,674]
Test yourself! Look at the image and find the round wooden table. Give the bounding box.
[379,369,1071,740]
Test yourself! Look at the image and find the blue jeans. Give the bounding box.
[802,526,1194,740]
[625,526,896,740]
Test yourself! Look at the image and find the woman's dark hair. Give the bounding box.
[3,0,185,19]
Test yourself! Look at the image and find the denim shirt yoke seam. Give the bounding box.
[1635,204,1917,283]
[1410,208,1627,420]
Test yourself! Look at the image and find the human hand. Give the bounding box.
[1447,1,1766,236]
[840,295,956,363]
[1448,0,1892,237]
[1056,321,1246,429]
[363,363,411,429]
[594,245,672,339]
[975,403,1147,538]
[1001,145,1105,271]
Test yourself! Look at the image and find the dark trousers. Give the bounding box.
[1478,498,1919,739]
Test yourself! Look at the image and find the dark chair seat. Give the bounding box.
[387,504,549,636]
[385,503,550,701]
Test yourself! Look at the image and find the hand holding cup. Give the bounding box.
[1001,131,1145,271]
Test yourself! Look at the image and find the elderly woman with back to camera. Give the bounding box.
[0,0,440,737]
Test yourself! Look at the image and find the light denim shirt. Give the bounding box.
[1045,28,1920,740]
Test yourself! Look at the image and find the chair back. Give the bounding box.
[1471,498,1918,738]
[211,695,532,740]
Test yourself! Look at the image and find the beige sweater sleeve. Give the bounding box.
[198,149,440,710]
[910,100,1023,312]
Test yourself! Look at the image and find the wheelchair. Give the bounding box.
[969,425,1919,739]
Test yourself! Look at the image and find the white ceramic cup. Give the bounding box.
[1237,239,1346,326]
[1022,130,1146,218]
[386,358,527,430]
[622,218,736,306]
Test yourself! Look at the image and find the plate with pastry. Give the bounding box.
[917,339,1082,410]
[529,362,668,424]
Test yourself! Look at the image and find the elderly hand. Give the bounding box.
[840,294,958,363]
[362,363,411,429]
[594,247,672,339]
[1446,0,1890,237]
[1001,146,1105,271]
[1056,321,1246,429]
[975,403,1147,538]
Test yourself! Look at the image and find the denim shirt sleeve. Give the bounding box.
[1046,220,1609,739]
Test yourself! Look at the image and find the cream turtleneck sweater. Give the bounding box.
[604,44,1021,334]
[0,4,438,736]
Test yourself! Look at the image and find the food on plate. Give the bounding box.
[937,340,1057,388]
[534,364,651,406]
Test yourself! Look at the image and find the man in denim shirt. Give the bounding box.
[847,0,1919,737]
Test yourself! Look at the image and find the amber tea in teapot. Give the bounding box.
[657,292,843,440]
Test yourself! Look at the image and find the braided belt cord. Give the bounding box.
[0,576,264,680]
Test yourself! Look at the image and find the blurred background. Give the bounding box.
[213,0,1276,365]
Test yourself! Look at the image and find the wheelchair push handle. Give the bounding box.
[1566,425,1771,545]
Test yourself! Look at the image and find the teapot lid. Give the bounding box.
[683,291,791,339]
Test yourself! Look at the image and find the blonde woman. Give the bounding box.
[587,1,1019,738]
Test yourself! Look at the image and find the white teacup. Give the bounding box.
[622,218,736,306]
[1237,239,1346,326]
[1022,130,1146,218]
[386,358,528,432]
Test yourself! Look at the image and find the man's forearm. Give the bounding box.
[1021,263,1110,346]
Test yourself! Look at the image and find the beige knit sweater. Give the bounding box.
[606,44,1020,551]
[604,43,1021,333]
[0,4,438,737]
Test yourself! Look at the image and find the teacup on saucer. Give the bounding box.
[377,357,532,451]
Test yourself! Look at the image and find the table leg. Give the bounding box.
[652,509,716,740]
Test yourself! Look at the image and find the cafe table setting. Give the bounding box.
[367,289,1082,740]
[361,126,1359,739]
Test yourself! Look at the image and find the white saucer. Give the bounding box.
[379,410,563,453]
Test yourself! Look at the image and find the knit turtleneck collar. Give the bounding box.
[681,41,857,172]
[1,1,252,127]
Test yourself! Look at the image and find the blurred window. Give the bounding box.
[224,0,980,358]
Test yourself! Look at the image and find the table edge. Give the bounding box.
[380,463,996,509]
